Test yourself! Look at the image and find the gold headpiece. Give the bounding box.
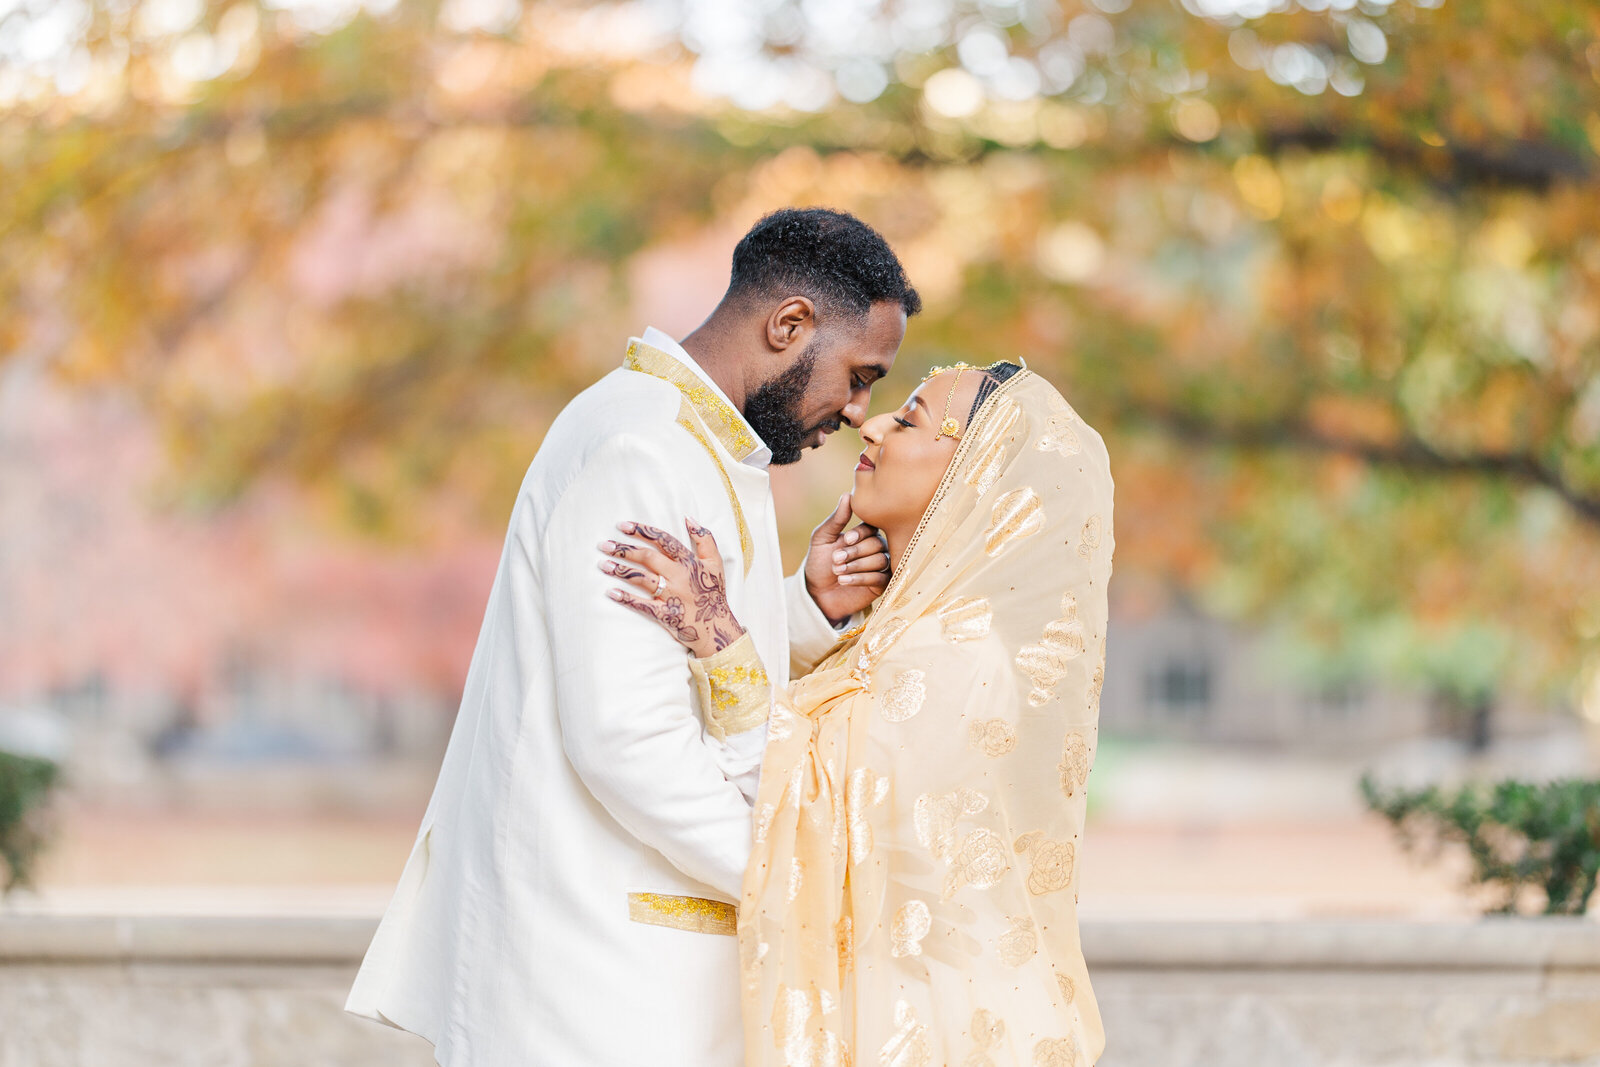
[922,361,979,441]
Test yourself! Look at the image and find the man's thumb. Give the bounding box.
[816,493,853,540]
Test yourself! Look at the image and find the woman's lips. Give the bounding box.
[856,453,876,472]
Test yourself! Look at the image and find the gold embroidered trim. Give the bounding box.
[689,631,770,740]
[673,401,755,575]
[624,341,760,460]
[626,891,738,935]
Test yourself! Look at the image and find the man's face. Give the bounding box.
[746,300,907,465]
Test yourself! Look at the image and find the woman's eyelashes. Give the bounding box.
[893,415,914,429]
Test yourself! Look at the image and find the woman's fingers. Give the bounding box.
[599,536,670,577]
[830,526,889,572]
[684,517,722,565]
[607,587,667,622]
[620,520,691,564]
[597,557,664,596]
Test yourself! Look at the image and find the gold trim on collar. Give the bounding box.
[673,400,755,575]
[627,892,737,936]
[624,341,760,461]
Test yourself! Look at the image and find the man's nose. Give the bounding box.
[840,389,871,429]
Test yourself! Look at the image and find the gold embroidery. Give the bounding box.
[754,801,777,844]
[969,718,1017,757]
[689,634,770,740]
[1015,592,1086,707]
[880,1000,932,1067]
[891,899,932,957]
[836,913,855,976]
[627,892,737,935]
[672,402,755,575]
[846,766,890,865]
[772,983,850,1067]
[1058,731,1092,798]
[943,827,1010,899]
[965,1008,1007,1067]
[1037,391,1083,456]
[1014,832,1075,896]
[914,787,989,861]
[788,855,806,902]
[880,668,927,723]
[625,341,760,459]
[937,595,994,643]
[997,915,1038,966]
[1089,634,1106,714]
[854,616,912,681]
[1077,514,1103,561]
[1056,971,1077,1004]
[963,404,1019,497]
[984,486,1046,557]
[1032,1036,1082,1067]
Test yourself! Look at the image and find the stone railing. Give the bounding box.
[3,914,1598,1066]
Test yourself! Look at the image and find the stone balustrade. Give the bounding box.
[3,914,1598,1066]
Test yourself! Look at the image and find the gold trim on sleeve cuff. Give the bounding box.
[689,631,771,741]
[626,892,738,936]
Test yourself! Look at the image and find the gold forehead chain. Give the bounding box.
[921,361,978,441]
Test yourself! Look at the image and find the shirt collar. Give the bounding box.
[627,326,773,470]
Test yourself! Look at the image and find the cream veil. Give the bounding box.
[740,369,1115,1067]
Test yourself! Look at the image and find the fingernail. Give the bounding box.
[832,550,846,563]
[598,540,614,553]
[845,531,859,545]
[617,521,635,533]
[606,589,623,601]
[833,565,844,574]
[839,574,853,584]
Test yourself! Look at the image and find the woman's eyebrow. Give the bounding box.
[906,395,927,416]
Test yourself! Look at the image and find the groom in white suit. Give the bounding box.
[346,208,921,1065]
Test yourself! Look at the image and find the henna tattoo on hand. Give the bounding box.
[657,596,700,646]
[630,522,691,563]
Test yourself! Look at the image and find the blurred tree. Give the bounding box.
[2,0,1598,712]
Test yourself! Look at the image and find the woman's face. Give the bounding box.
[851,368,986,535]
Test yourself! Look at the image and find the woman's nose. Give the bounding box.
[859,412,891,445]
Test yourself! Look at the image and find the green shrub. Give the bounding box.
[0,750,59,892]
[1361,774,1600,916]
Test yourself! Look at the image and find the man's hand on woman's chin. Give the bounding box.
[804,493,891,626]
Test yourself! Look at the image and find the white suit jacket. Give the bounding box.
[345,330,850,1066]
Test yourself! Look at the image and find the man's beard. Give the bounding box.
[745,351,837,465]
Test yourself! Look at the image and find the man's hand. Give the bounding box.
[804,494,890,626]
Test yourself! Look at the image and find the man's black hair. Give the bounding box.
[727,207,922,319]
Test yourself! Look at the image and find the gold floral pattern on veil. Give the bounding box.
[880,668,928,723]
[1036,391,1083,456]
[996,915,1038,966]
[772,983,849,1067]
[968,718,1017,758]
[890,899,932,958]
[1056,971,1077,1005]
[964,1008,1007,1067]
[914,787,989,861]
[1032,1035,1083,1067]
[1015,832,1076,896]
[963,400,1021,497]
[1077,514,1103,561]
[943,827,1011,900]
[937,595,994,643]
[854,616,912,682]
[984,487,1046,557]
[846,766,890,866]
[880,1000,932,1067]
[1058,731,1092,798]
[1089,634,1107,714]
[1015,592,1087,707]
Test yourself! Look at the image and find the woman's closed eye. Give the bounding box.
[893,415,914,429]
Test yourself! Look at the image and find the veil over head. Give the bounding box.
[741,369,1115,1067]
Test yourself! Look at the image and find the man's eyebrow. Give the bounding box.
[864,364,889,383]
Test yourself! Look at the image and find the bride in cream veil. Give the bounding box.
[601,360,1114,1067]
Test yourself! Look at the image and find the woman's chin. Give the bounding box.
[848,483,880,526]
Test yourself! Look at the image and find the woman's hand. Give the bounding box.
[598,518,745,659]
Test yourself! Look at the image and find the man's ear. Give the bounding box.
[766,296,816,351]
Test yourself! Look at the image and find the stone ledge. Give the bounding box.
[3,914,1597,968]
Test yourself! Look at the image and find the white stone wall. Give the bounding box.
[2,916,1598,1067]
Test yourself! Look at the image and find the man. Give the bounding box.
[346,207,921,1065]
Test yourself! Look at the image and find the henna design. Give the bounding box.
[656,596,700,646]
[629,522,692,563]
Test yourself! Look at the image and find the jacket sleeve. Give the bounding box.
[537,433,755,900]
[785,564,859,678]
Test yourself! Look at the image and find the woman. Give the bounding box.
[599,361,1114,1067]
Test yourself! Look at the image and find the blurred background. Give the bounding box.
[3,0,1600,932]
